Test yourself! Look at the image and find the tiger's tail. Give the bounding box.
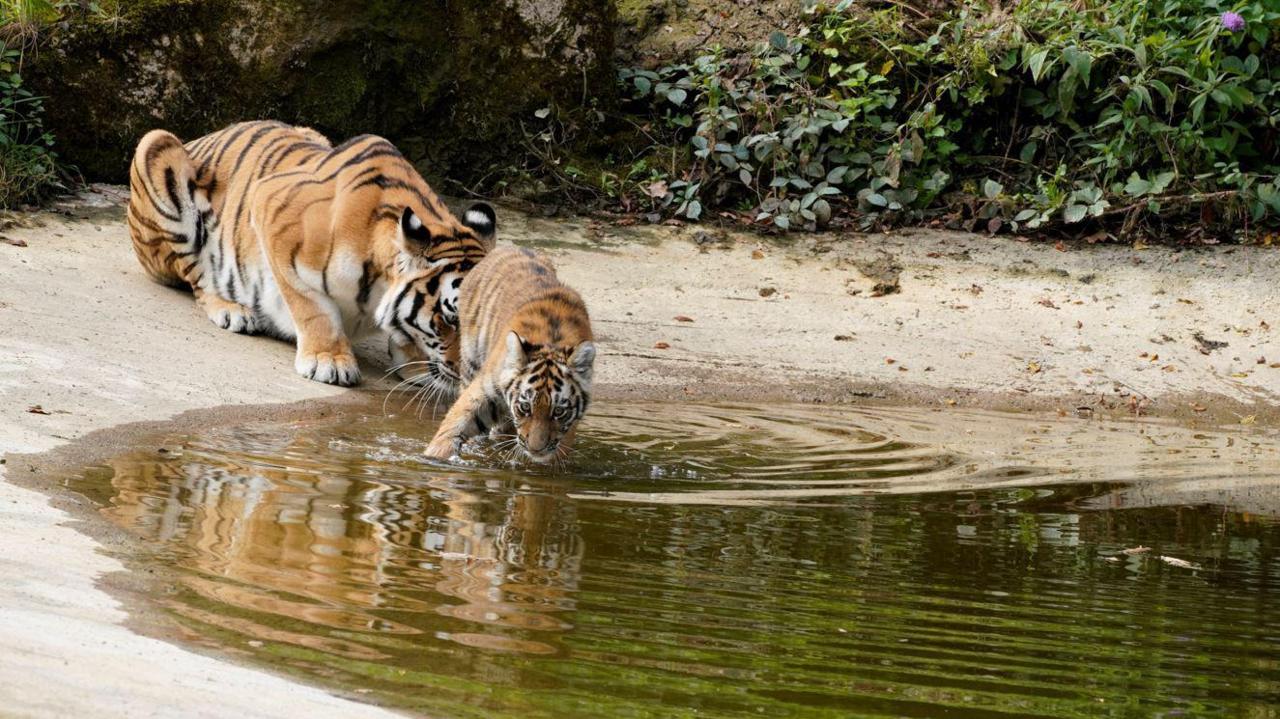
[127,129,203,288]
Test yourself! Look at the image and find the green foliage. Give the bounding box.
[0,41,62,207]
[615,0,1280,239]
[0,1,89,207]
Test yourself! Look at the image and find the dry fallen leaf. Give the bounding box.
[1230,372,1250,379]
[945,399,957,406]
[1,236,27,247]
[751,249,765,260]
[653,342,671,350]
[1036,297,1059,309]
[758,287,777,298]
[885,358,896,365]
[673,315,695,323]
[1162,364,1177,373]
[26,405,51,415]
[1241,415,1257,425]
[1158,556,1202,571]
[1027,361,1042,374]
[833,334,854,342]
[1191,403,1207,412]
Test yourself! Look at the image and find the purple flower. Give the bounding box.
[1221,11,1245,32]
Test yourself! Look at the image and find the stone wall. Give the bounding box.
[31,0,615,184]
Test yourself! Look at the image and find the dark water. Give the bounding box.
[69,403,1280,718]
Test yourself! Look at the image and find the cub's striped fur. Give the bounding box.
[127,120,495,389]
[425,246,595,464]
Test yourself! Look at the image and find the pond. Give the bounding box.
[67,401,1280,718]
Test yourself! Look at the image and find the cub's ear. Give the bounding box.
[503,331,529,374]
[569,341,596,381]
[400,207,433,246]
[462,201,497,246]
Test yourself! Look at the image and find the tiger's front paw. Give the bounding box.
[204,299,256,334]
[296,350,361,387]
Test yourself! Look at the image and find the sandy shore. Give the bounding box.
[2,186,1278,716]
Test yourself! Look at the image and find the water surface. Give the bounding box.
[69,402,1280,717]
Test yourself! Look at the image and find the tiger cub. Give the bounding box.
[127,120,494,388]
[424,246,595,464]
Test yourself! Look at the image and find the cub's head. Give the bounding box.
[500,333,596,464]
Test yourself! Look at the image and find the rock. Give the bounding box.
[30,0,615,184]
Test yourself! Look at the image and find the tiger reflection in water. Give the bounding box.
[99,431,584,658]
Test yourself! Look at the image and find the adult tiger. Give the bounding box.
[424,246,595,464]
[127,120,494,388]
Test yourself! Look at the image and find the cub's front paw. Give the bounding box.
[296,350,361,386]
[424,437,457,460]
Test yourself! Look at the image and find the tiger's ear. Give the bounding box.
[462,201,497,247]
[400,207,434,247]
[569,341,595,383]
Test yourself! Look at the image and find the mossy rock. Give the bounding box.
[30,0,616,187]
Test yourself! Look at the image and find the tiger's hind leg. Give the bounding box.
[130,130,259,335]
[127,130,201,288]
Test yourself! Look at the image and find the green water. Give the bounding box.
[70,402,1280,718]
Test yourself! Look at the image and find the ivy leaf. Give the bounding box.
[769,31,789,51]
[1062,46,1092,87]
[1063,204,1088,223]
[1150,171,1176,194]
[1027,49,1050,82]
[1123,173,1152,197]
[685,200,702,220]
[982,179,1003,199]
[667,88,688,105]
[634,76,652,95]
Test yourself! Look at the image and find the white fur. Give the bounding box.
[464,209,493,230]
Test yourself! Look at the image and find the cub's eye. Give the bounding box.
[552,405,570,420]
[516,400,532,415]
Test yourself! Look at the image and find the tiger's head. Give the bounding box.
[377,262,471,400]
[500,333,596,463]
[378,201,496,401]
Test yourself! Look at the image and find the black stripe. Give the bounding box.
[356,260,377,308]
